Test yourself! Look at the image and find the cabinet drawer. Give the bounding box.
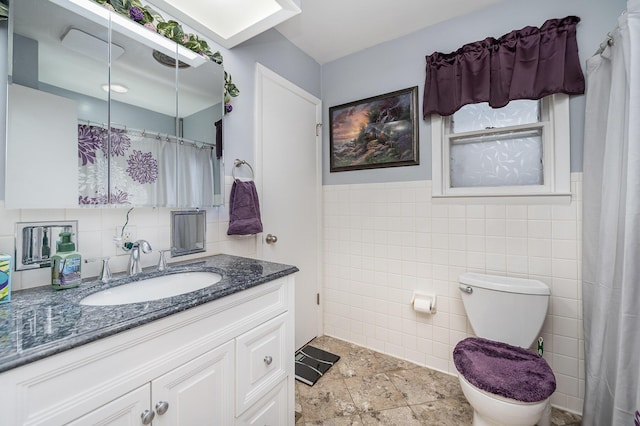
[235,378,288,426]
[236,313,288,415]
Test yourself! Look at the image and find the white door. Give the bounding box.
[255,64,322,350]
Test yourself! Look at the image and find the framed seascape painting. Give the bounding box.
[329,86,419,172]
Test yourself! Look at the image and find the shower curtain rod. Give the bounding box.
[594,8,628,56]
[594,32,614,56]
[78,119,216,150]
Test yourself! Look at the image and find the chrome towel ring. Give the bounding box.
[232,159,254,180]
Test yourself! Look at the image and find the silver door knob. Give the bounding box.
[264,355,273,365]
[155,400,169,415]
[265,234,278,244]
[141,409,155,425]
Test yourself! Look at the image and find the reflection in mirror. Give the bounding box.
[178,61,225,206]
[103,15,180,207]
[6,0,225,208]
[15,221,78,271]
[171,210,206,257]
[7,0,109,208]
[11,0,110,106]
[14,304,82,351]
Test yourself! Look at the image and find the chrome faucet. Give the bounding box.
[128,240,152,276]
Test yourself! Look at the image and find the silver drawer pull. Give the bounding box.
[155,400,169,415]
[459,284,473,294]
[141,409,155,425]
[264,355,273,365]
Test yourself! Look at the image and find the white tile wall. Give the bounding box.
[0,176,257,290]
[323,173,584,415]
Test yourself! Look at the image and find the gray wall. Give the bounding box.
[12,34,38,88]
[42,83,177,135]
[182,103,223,145]
[322,0,627,185]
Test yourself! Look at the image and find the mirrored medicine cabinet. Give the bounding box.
[5,0,225,209]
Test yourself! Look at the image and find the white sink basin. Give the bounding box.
[80,271,223,306]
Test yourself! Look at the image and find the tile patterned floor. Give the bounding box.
[295,336,582,426]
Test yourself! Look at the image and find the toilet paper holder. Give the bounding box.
[411,291,436,314]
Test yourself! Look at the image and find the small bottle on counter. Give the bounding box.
[41,229,50,259]
[51,232,82,290]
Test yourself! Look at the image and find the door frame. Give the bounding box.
[254,63,324,342]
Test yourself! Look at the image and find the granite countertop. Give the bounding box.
[0,254,298,374]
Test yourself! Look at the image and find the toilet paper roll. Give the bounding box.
[412,295,434,314]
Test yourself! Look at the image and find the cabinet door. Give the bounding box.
[151,340,234,426]
[66,384,150,426]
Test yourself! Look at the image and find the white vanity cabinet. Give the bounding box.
[67,341,236,426]
[0,276,295,426]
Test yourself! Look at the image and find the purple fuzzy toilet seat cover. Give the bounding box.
[453,337,556,403]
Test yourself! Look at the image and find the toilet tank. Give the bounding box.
[459,273,550,348]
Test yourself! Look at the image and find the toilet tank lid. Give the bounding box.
[459,272,550,295]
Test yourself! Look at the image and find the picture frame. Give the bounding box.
[329,86,419,172]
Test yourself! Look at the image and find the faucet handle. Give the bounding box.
[134,239,153,254]
[157,250,170,272]
[85,256,112,283]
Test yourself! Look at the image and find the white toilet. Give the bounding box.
[454,272,555,426]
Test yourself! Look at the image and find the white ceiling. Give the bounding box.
[275,0,508,64]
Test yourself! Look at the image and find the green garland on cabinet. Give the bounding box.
[93,0,239,113]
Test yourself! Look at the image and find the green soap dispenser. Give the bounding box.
[51,232,81,290]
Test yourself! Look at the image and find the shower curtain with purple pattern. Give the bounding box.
[78,124,214,207]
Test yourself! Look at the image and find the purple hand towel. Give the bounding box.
[453,337,556,403]
[227,179,263,235]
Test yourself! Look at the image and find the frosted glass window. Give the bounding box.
[450,129,543,188]
[451,100,540,133]
[431,94,570,200]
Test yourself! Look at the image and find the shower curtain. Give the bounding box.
[582,1,640,424]
[78,125,215,207]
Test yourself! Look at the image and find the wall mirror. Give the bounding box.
[6,0,224,209]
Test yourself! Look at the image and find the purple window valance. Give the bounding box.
[423,16,585,117]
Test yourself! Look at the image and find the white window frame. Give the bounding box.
[431,94,571,203]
